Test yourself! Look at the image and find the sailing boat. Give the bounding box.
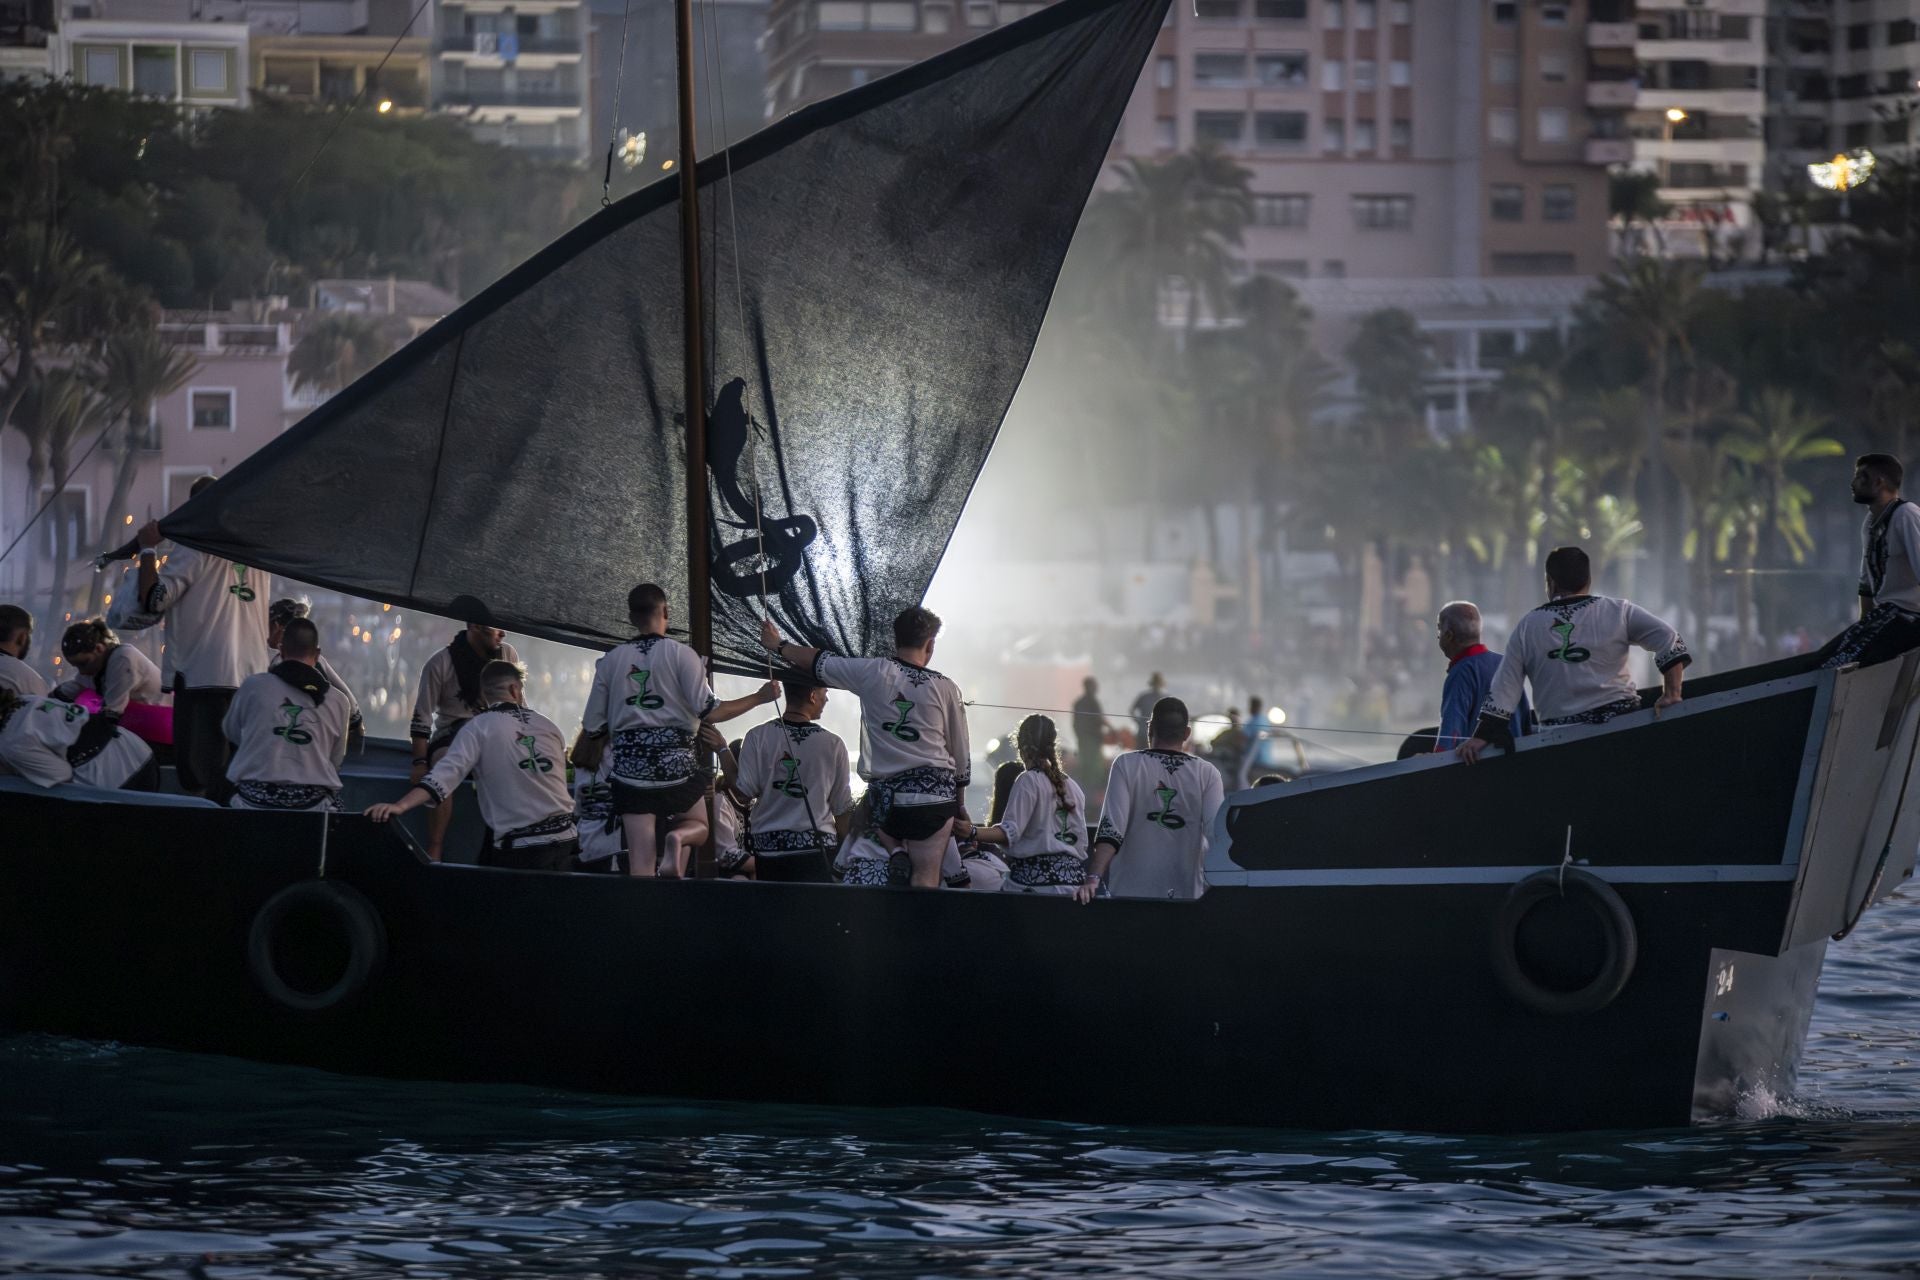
[3,0,1919,1133]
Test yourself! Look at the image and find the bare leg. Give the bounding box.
[902,820,953,889]
[623,814,658,876]
[661,814,708,879]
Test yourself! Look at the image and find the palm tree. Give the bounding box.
[10,367,114,622]
[1609,169,1671,258]
[288,312,394,396]
[1721,390,1845,566]
[1588,257,1705,607]
[1345,308,1430,450]
[0,225,109,445]
[84,325,199,613]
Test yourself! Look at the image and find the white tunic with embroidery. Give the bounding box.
[408,639,522,741]
[222,669,351,792]
[55,644,164,718]
[0,696,152,789]
[1483,594,1690,726]
[421,704,574,842]
[1095,749,1222,901]
[737,717,855,848]
[999,769,1089,860]
[0,653,48,698]
[1861,500,1920,612]
[582,634,716,786]
[147,547,271,690]
[810,653,971,786]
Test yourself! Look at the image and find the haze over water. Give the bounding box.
[0,890,1915,1278]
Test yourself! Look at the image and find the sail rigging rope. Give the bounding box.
[601,0,636,206]
[285,0,435,200]
[0,428,110,567]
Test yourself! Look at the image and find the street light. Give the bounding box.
[1809,147,1877,223]
[377,98,394,114]
[1661,107,1688,185]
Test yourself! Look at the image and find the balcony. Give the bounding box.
[1585,137,1633,165]
[438,89,582,108]
[438,34,583,55]
[158,322,290,353]
[1587,79,1638,108]
[1587,22,1635,49]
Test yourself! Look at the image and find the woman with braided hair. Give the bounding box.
[954,714,1089,895]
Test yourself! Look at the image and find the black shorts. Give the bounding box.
[755,849,835,883]
[880,800,959,842]
[172,679,235,800]
[481,836,578,872]
[611,770,712,819]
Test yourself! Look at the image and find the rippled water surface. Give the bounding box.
[2,891,1917,1278]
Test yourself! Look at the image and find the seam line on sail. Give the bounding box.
[409,331,465,599]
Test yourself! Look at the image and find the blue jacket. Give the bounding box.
[1437,647,1528,751]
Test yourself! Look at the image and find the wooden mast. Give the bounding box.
[675,0,714,875]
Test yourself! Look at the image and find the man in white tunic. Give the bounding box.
[581,583,776,878]
[1079,698,1222,903]
[1819,453,1920,669]
[54,619,165,725]
[956,714,1090,895]
[760,607,971,890]
[222,618,352,811]
[1457,546,1689,764]
[0,688,155,790]
[735,678,856,883]
[134,511,271,798]
[270,599,364,750]
[0,605,48,698]
[369,660,579,871]
[408,621,520,861]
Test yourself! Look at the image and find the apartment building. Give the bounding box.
[1627,0,1765,252]
[431,0,590,159]
[50,0,254,108]
[587,0,764,169]
[1772,0,1920,183]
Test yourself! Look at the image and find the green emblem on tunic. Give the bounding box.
[775,757,808,798]
[1547,620,1591,663]
[516,733,554,773]
[229,565,257,602]
[273,700,313,746]
[1147,784,1184,829]
[1054,806,1079,846]
[625,666,665,710]
[40,702,86,724]
[882,696,921,742]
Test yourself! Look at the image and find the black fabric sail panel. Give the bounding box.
[162,0,1171,671]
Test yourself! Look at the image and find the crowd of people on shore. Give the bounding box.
[1,452,1914,902]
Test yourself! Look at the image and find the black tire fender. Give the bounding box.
[247,880,386,1013]
[1492,867,1637,1016]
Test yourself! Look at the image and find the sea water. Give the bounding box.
[1,891,1916,1279]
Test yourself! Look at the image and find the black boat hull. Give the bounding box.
[1,657,1912,1133]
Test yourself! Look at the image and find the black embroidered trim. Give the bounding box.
[746,828,833,855]
[1008,851,1087,887]
[1540,697,1642,728]
[235,780,340,810]
[499,813,577,847]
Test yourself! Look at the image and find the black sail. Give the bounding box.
[162,0,1169,675]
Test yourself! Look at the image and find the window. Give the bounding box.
[1322,58,1343,90]
[1195,52,1248,85]
[1390,117,1410,148]
[1353,59,1376,89]
[1491,1,1515,25]
[1388,59,1409,87]
[1844,121,1871,149]
[1256,51,1309,86]
[1492,252,1576,275]
[1539,52,1568,83]
[869,1,917,30]
[163,468,214,513]
[1479,330,1520,363]
[1490,52,1516,84]
[1352,194,1413,228]
[1354,0,1375,28]
[924,3,952,32]
[965,1,995,26]
[1323,117,1345,151]
[1321,259,1347,279]
[1537,106,1570,142]
[1255,110,1308,146]
[1353,118,1376,151]
[1155,55,1176,88]
[1850,23,1872,51]
[1388,0,1409,22]
[1155,115,1177,149]
[1256,0,1306,20]
[1490,183,1524,221]
[1194,0,1241,18]
[1488,107,1517,143]
[1540,3,1567,25]
[1720,15,1750,39]
[132,46,175,97]
[1252,193,1311,227]
[1893,19,1918,46]
[81,46,122,88]
[191,389,234,430]
[38,488,88,562]
[1195,111,1246,145]
[818,1,863,26]
[1324,0,1343,28]
[189,48,229,94]
[1542,183,1576,221]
